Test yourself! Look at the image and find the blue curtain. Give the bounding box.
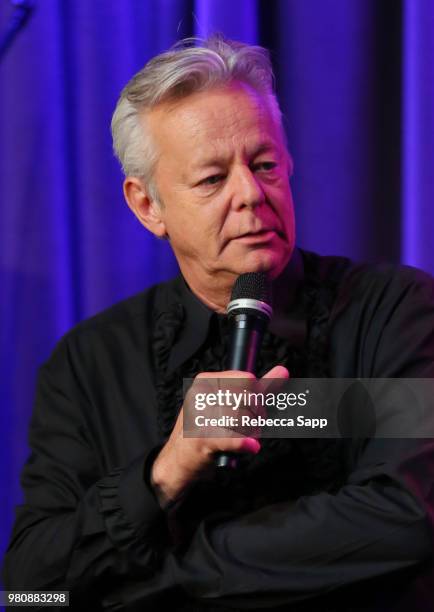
[1,0,433,571]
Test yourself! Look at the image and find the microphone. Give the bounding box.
[215,272,273,469]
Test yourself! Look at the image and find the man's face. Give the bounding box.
[146,81,295,290]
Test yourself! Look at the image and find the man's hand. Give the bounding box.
[150,365,289,507]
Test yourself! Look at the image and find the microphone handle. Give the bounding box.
[215,313,267,468]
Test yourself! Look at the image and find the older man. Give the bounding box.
[4,36,434,611]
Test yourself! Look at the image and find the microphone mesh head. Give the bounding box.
[231,272,272,305]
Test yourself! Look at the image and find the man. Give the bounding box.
[4,35,434,611]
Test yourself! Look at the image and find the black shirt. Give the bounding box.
[4,249,434,611]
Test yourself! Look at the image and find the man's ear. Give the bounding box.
[123,177,167,238]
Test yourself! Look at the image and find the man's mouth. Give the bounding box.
[235,229,277,242]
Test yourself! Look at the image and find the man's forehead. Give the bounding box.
[191,140,281,169]
[146,83,284,169]
[149,83,278,133]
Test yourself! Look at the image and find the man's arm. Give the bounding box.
[2,338,167,601]
[3,339,263,605]
[169,438,433,608]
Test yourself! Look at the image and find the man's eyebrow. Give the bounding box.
[193,142,279,170]
[250,142,278,157]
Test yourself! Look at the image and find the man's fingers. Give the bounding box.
[197,370,256,380]
[210,435,261,455]
[239,437,261,454]
[227,436,261,454]
[262,365,290,379]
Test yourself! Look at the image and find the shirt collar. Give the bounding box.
[167,277,213,375]
[167,247,306,375]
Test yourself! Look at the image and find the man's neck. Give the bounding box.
[178,268,235,314]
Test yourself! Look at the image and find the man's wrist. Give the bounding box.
[143,445,174,508]
[149,452,181,509]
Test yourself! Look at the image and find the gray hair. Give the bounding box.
[111,34,286,201]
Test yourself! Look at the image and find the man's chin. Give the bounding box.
[230,249,291,279]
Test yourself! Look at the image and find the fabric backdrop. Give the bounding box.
[1,0,433,574]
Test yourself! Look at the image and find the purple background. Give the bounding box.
[1,0,433,573]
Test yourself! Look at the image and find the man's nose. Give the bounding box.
[230,166,264,210]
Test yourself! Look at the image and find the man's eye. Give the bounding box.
[254,162,277,172]
[201,175,224,185]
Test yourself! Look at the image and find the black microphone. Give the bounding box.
[215,272,273,468]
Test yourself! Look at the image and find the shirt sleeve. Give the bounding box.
[165,266,434,609]
[2,337,169,603]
